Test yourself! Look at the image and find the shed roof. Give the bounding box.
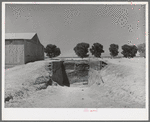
[5,33,37,39]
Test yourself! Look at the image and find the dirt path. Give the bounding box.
[6,82,143,108]
[8,83,95,108]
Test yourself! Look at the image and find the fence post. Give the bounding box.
[100,61,102,70]
[49,62,53,77]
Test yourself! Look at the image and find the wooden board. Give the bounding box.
[5,45,24,65]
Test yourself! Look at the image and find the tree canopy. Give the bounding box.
[121,44,138,58]
[90,43,104,58]
[74,42,90,58]
[109,44,119,57]
[137,43,145,58]
[44,44,61,58]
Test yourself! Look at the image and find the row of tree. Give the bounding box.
[44,43,145,58]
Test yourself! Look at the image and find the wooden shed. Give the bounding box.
[5,33,44,65]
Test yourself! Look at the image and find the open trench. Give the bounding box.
[64,60,89,87]
[32,59,108,91]
[47,59,107,87]
[5,59,145,108]
[5,59,107,103]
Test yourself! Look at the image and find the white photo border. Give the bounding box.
[2,1,149,120]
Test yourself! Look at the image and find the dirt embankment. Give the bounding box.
[5,58,145,108]
[88,58,145,107]
[5,60,52,103]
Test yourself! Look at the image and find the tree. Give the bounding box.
[90,43,104,58]
[137,43,145,58]
[44,44,61,58]
[109,44,119,58]
[121,44,138,58]
[74,42,90,58]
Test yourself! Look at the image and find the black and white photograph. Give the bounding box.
[2,1,149,120]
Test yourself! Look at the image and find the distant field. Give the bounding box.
[6,55,145,69]
[45,55,144,60]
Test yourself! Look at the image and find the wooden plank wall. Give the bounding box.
[25,41,44,63]
[5,45,24,65]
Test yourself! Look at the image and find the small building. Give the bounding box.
[5,33,44,65]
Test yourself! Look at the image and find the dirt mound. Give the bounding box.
[5,58,145,108]
[88,69,104,86]
[5,60,51,102]
[88,60,145,107]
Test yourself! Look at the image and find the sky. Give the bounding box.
[5,3,146,57]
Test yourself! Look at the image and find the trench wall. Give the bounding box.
[49,60,107,85]
[49,61,70,87]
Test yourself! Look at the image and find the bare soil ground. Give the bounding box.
[5,58,146,108]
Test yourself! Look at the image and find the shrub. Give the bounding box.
[137,43,145,58]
